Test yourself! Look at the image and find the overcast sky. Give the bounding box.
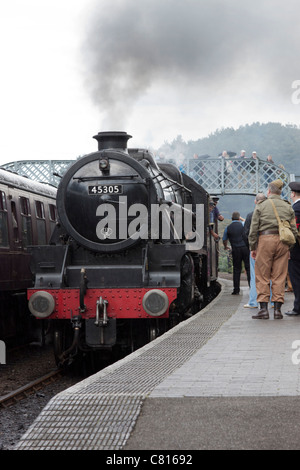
[1,0,300,166]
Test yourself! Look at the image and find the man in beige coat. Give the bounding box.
[248,179,297,319]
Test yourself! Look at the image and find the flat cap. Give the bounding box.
[289,181,300,192]
[271,179,283,190]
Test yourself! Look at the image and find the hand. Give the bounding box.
[251,250,256,259]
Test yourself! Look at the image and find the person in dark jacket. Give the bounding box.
[285,181,300,316]
[223,211,250,295]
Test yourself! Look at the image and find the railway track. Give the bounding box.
[0,369,63,408]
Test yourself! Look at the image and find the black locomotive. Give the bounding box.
[0,168,57,346]
[27,132,219,365]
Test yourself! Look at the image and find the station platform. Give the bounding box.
[16,279,300,451]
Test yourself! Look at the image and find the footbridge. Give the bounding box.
[0,157,296,197]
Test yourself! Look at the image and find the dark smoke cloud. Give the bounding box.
[81,0,300,131]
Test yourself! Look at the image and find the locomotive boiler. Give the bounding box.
[27,131,219,365]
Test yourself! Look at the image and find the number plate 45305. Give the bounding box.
[88,185,123,195]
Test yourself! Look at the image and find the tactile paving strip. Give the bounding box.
[16,281,238,450]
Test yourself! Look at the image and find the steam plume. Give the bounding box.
[81,0,300,132]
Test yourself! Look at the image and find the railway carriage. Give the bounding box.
[0,169,57,344]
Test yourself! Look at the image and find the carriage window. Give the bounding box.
[11,200,19,243]
[0,191,8,247]
[35,200,45,219]
[48,203,57,237]
[20,197,32,247]
[49,204,57,222]
[35,200,46,245]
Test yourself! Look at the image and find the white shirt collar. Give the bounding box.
[293,198,300,206]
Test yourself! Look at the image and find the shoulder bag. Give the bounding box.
[269,199,296,247]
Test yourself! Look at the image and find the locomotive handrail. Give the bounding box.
[155,171,192,194]
[73,174,140,181]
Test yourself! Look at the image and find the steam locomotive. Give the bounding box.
[27,132,219,365]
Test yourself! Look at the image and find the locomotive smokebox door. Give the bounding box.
[85,319,116,347]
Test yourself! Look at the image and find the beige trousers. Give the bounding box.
[255,234,289,303]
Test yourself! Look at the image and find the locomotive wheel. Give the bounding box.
[147,319,167,342]
[148,323,157,342]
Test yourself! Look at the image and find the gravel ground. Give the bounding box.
[0,343,79,450]
[0,376,78,450]
[0,343,57,396]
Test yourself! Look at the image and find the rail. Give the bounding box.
[0,369,62,408]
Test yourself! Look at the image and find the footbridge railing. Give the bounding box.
[185,157,293,197]
[0,160,74,187]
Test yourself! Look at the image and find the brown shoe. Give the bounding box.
[252,302,269,319]
[274,302,283,319]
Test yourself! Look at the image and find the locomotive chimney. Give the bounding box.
[93,131,132,151]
